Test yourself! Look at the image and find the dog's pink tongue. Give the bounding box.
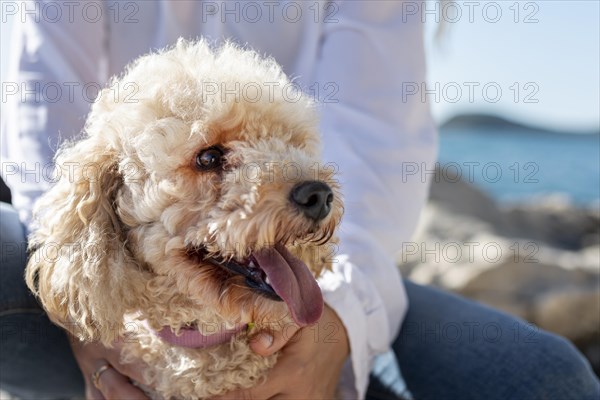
[252,244,323,326]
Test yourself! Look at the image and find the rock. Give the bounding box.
[532,288,600,343]
[458,259,598,322]
[401,166,600,375]
[505,203,600,250]
[429,167,511,231]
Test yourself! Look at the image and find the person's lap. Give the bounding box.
[0,202,85,398]
[2,203,598,399]
[384,280,600,400]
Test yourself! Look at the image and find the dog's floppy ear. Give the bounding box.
[25,133,143,345]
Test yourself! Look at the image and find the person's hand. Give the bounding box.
[69,335,150,400]
[213,305,350,399]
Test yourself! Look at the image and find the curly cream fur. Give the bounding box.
[25,39,342,399]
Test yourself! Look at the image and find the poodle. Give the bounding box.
[25,39,343,399]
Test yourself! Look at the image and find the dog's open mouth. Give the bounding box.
[204,251,283,302]
[187,243,324,327]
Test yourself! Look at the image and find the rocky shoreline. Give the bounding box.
[399,167,600,375]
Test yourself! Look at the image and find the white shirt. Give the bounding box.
[1,1,437,398]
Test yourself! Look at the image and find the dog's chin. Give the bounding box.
[185,242,325,327]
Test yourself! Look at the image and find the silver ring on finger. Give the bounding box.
[92,363,112,389]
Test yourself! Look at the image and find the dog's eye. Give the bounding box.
[196,147,224,171]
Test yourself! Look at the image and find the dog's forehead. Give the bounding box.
[112,42,322,160]
[202,108,318,149]
[128,108,320,173]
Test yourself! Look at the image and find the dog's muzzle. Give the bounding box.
[188,243,324,326]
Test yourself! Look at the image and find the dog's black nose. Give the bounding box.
[290,181,334,221]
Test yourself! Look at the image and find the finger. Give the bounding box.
[210,362,291,400]
[110,361,148,386]
[212,342,311,400]
[98,340,148,385]
[105,353,148,386]
[96,366,150,400]
[85,382,106,400]
[210,384,277,400]
[249,323,300,356]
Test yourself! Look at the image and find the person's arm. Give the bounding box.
[1,0,106,226]
[225,2,437,399]
[315,1,438,397]
[1,3,149,398]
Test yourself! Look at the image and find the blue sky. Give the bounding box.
[2,1,599,132]
[424,0,600,132]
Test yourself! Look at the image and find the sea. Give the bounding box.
[438,128,600,207]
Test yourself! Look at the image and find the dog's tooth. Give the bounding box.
[249,260,256,269]
[265,276,271,285]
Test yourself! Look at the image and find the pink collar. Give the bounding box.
[153,323,247,349]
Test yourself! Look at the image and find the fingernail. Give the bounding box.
[259,333,273,348]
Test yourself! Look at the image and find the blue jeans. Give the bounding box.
[368,281,600,400]
[1,203,599,399]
